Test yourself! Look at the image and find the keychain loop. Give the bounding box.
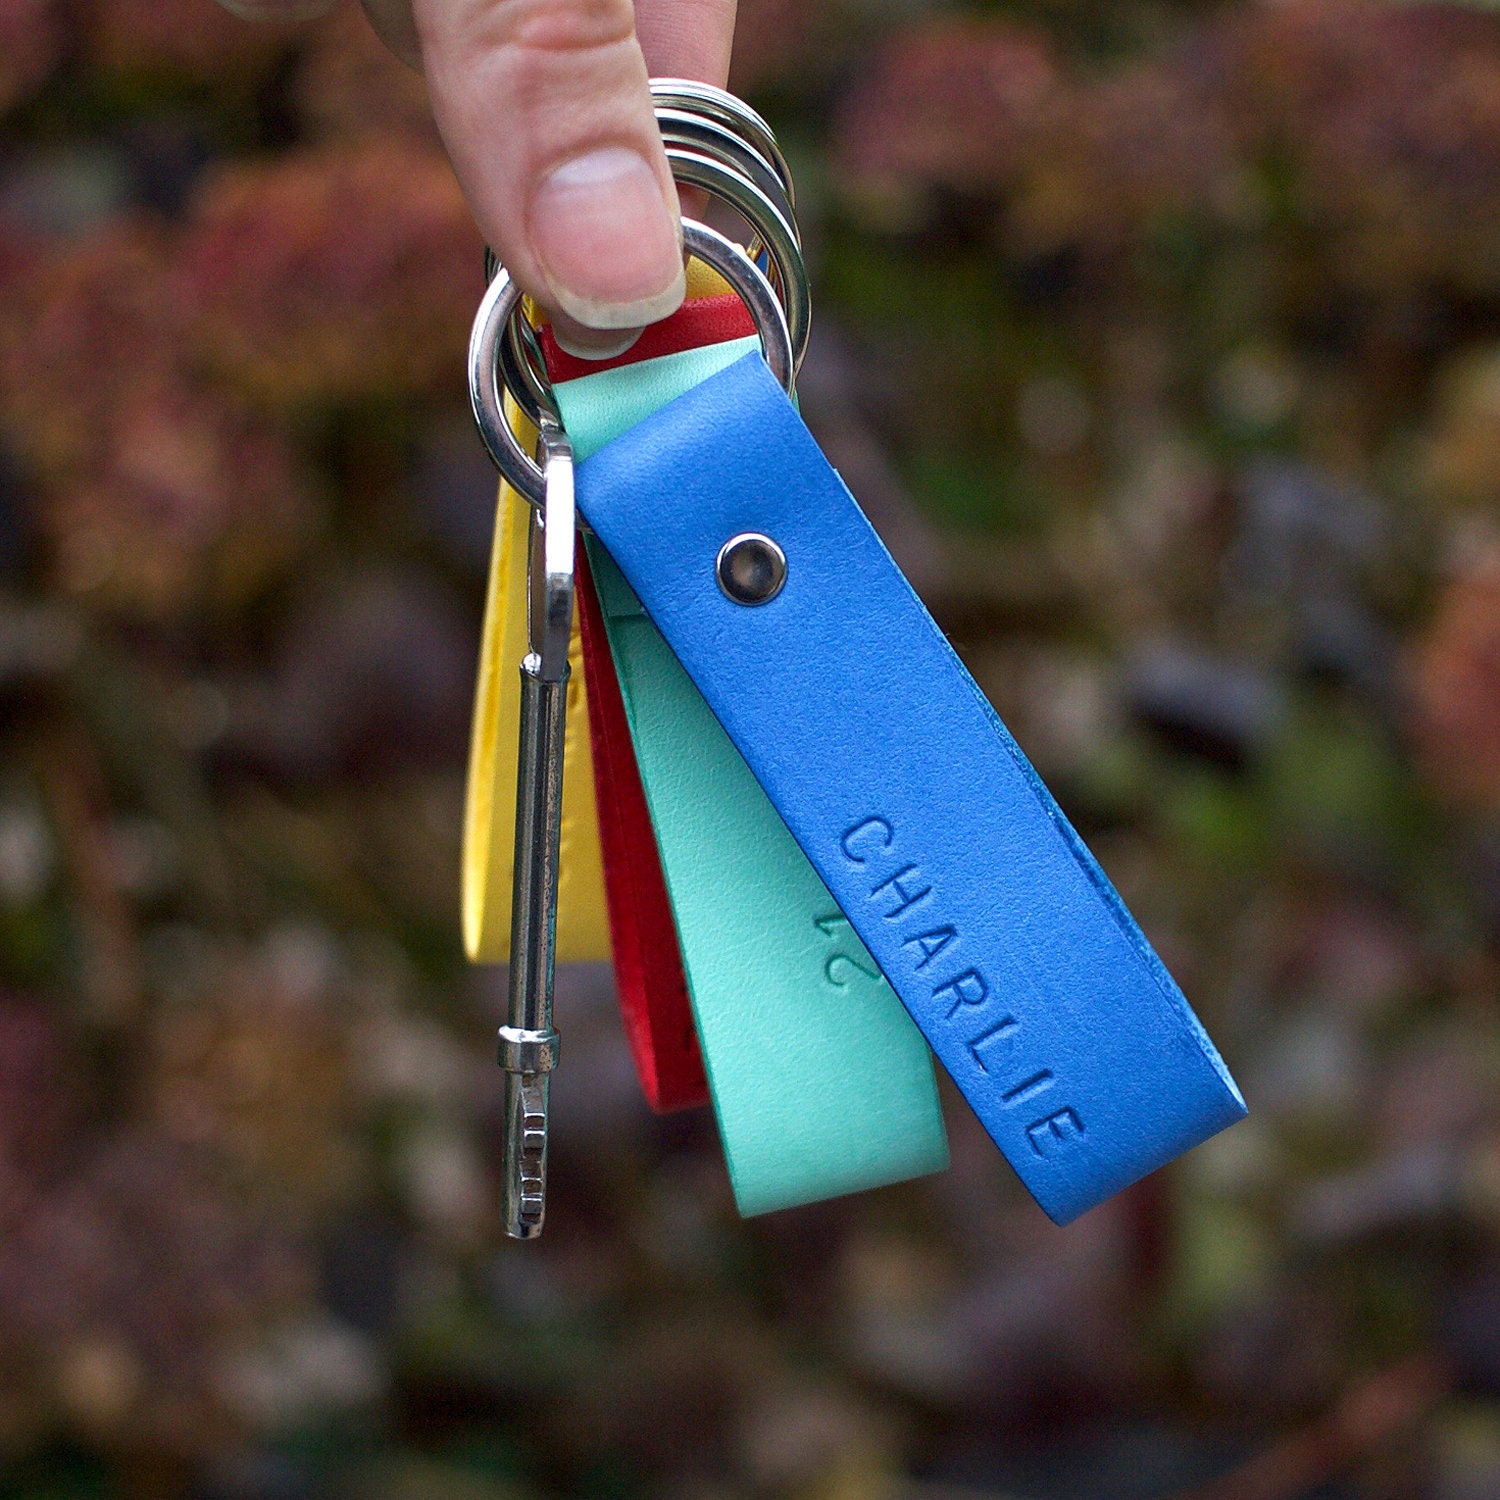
[649,79,793,207]
[480,96,798,289]
[492,151,809,433]
[663,146,809,368]
[655,107,796,228]
[500,302,560,429]
[471,220,794,507]
[484,81,810,433]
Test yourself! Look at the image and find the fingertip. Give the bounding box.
[527,146,686,330]
[549,314,647,359]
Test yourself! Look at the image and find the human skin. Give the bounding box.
[216,0,737,356]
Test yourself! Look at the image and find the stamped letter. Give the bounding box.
[933,968,988,1019]
[903,926,957,969]
[1026,1107,1084,1157]
[826,951,883,986]
[841,817,893,864]
[872,865,932,920]
[965,1016,1018,1071]
[1001,1070,1055,1107]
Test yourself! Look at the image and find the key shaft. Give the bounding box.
[500,662,567,1237]
[499,425,574,1241]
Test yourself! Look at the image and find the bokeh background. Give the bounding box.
[3,0,1500,1494]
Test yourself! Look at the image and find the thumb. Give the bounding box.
[410,0,685,339]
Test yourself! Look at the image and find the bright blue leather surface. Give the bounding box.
[575,352,1247,1225]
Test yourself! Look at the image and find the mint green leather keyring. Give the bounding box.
[555,341,949,1216]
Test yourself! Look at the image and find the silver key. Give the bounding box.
[497,423,574,1239]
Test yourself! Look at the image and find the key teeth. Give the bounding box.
[501,1072,551,1239]
[519,1169,545,1227]
[518,1096,547,1228]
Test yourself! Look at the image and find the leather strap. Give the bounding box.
[462,391,609,964]
[573,352,1247,1226]
[460,261,741,969]
[575,544,709,1112]
[541,295,755,383]
[556,347,950,1217]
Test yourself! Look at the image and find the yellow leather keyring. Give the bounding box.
[461,266,738,965]
[462,387,609,964]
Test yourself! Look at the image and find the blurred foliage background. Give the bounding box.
[3,0,1500,1494]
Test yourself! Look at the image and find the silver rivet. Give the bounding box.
[716,533,786,605]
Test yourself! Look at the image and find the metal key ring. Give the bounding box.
[471,219,794,508]
[656,113,796,272]
[664,146,809,370]
[650,79,792,208]
[492,151,809,434]
[657,127,798,306]
[500,302,561,428]
[503,146,806,430]
[656,108,796,231]
[484,82,806,428]
[482,90,796,281]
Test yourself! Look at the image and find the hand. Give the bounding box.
[217,0,738,356]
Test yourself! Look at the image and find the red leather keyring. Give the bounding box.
[551,291,755,1114]
[575,544,708,1112]
[540,295,757,381]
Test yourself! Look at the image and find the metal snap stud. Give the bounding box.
[716,533,787,605]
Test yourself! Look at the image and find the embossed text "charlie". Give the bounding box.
[840,816,1084,1159]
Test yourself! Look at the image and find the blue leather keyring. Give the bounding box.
[575,352,1247,1226]
[556,342,949,1218]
